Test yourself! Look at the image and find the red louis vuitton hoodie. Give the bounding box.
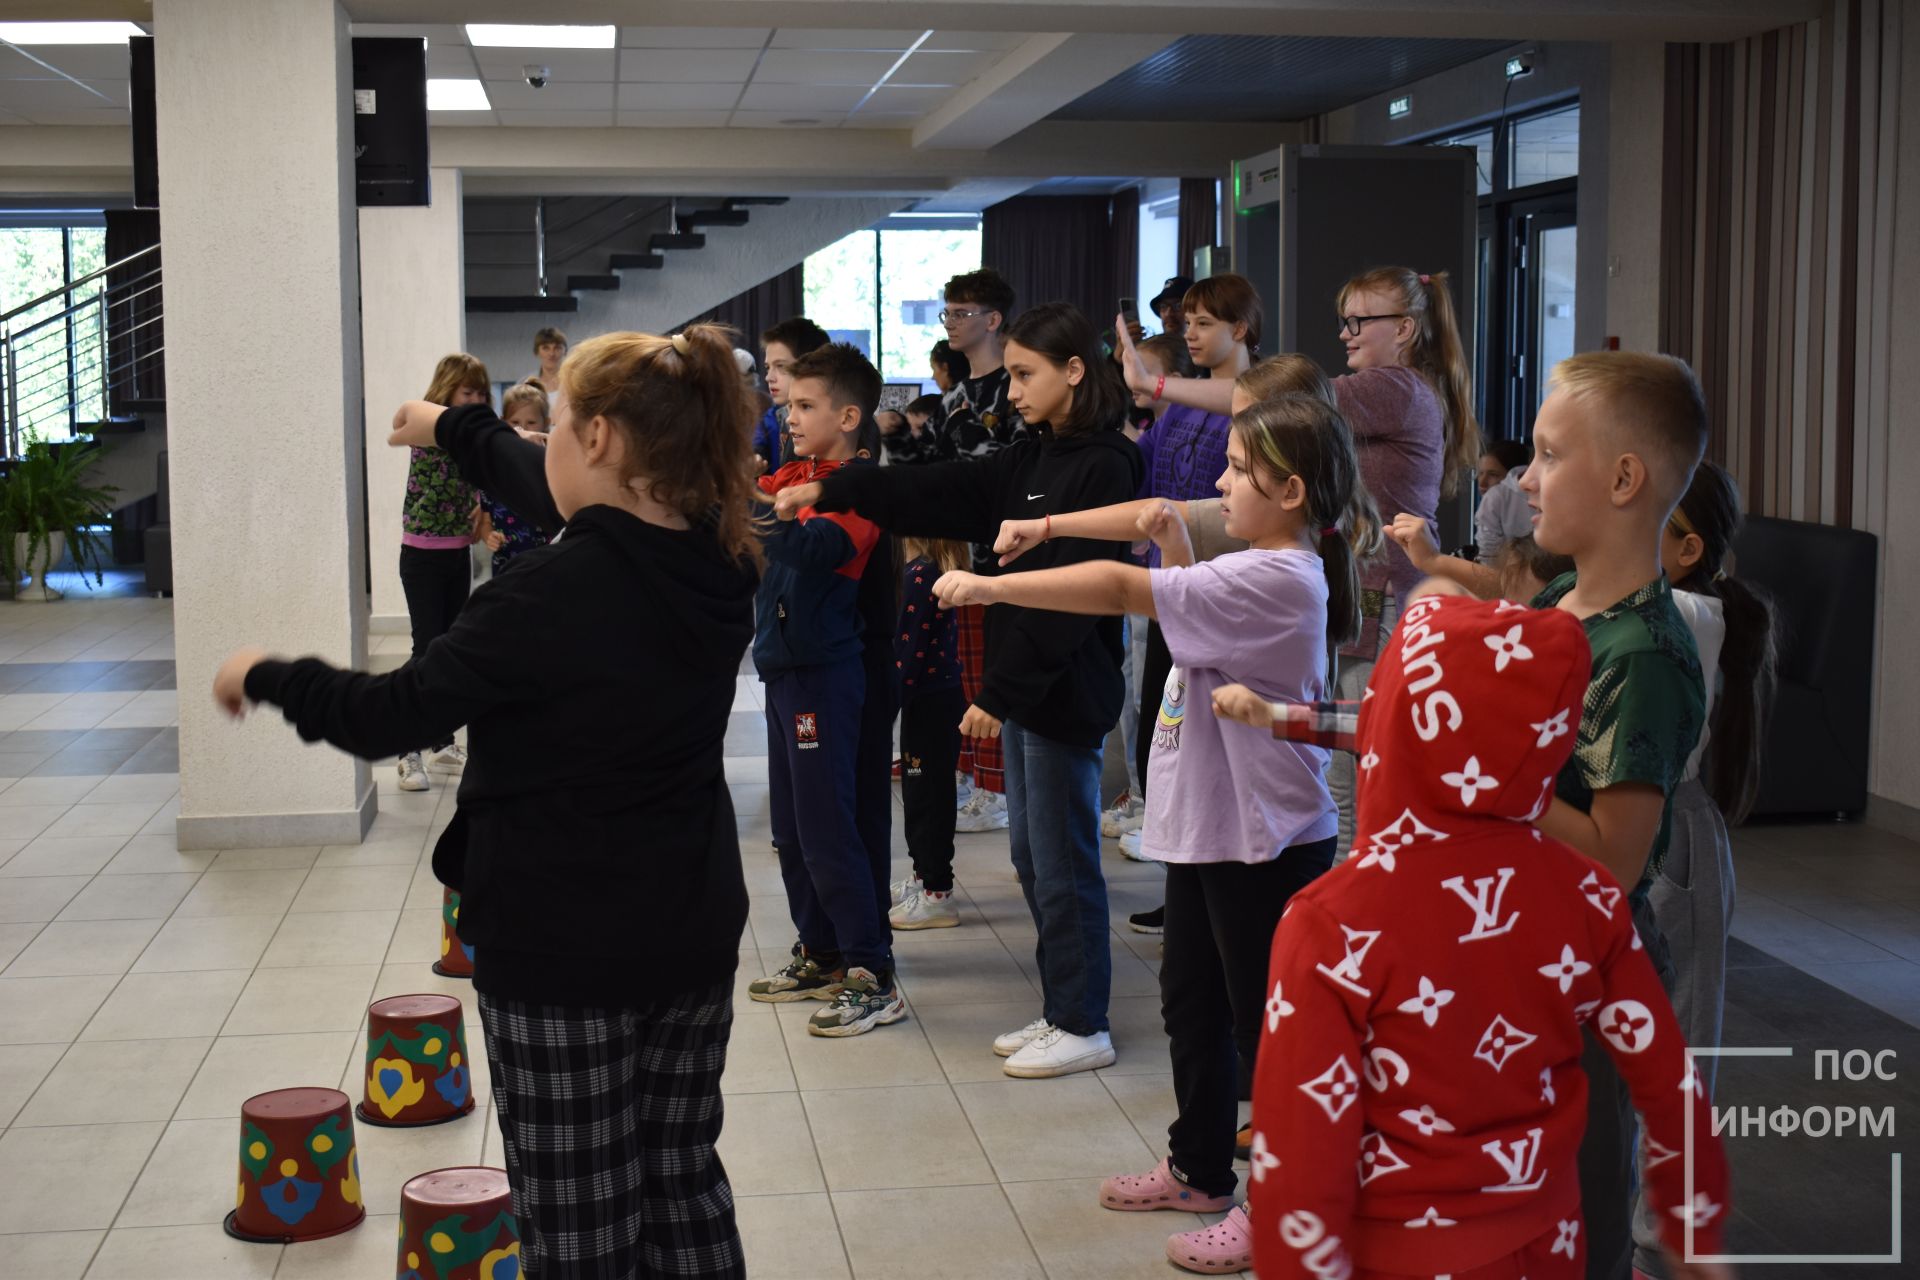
[1248,595,1730,1279]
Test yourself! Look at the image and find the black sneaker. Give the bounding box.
[1127,905,1165,935]
[807,967,907,1036]
[748,947,845,1002]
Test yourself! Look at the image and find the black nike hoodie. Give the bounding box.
[244,405,756,1005]
[813,421,1142,748]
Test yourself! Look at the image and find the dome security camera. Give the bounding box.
[524,64,551,89]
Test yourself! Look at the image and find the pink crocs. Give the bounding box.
[1166,1202,1253,1275]
[1098,1158,1236,1213]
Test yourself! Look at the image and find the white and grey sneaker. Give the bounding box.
[888,873,922,907]
[992,1018,1054,1058]
[397,752,430,792]
[955,789,1010,833]
[1117,828,1149,862]
[890,887,959,930]
[430,743,468,773]
[1100,793,1144,838]
[955,772,976,810]
[1002,1026,1116,1078]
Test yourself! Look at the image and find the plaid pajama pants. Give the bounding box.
[477,980,744,1279]
[954,602,1005,791]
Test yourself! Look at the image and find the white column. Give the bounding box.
[156,0,374,848]
[360,167,466,634]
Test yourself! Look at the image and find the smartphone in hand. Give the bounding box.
[1119,296,1139,324]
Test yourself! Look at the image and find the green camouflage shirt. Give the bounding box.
[1532,572,1705,888]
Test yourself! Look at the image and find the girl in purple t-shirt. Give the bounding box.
[933,394,1381,1276]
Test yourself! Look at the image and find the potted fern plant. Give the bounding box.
[0,437,119,601]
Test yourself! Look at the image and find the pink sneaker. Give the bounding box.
[1166,1203,1253,1275]
[1098,1158,1236,1213]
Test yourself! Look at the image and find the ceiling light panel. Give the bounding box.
[465,24,614,49]
[426,78,491,110]
[0,22,144,44]
[620,27,771,49]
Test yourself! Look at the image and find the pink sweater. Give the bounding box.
[1332,367,1444,604]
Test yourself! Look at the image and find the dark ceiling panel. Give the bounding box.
[1049,34,1516,124]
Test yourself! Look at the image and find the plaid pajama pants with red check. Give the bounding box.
[953,602,1005,792]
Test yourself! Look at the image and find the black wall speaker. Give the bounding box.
[130,36,157,209]
[352,36,431,207]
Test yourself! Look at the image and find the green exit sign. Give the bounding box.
[1388,95,1412,119]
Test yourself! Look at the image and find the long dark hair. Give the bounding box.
[1231,394,1384,648]
[1002,302,1128,436]
[1670,461,1777,824]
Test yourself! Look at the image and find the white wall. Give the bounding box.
[463,196,904,377]
[1603,43,1666,352]
[360,169,466,634]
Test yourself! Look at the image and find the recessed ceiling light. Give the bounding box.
[779,118,821,127]
[464,24,614,49]
[0,21,145,44]
[427,79,491,111]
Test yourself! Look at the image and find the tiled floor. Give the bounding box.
[0,593,1914,1277]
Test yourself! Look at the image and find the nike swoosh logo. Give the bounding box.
[1027,493,1044,501]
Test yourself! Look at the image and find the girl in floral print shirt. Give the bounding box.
[396,353,488,791]
[476,382,553,575]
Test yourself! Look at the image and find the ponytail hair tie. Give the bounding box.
[671,332,692,356]
[1319,524,1339,537]
[1418,273,1431,285]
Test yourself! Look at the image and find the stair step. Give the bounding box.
[464,295,581,314]
[728,196,789,206]
[681,209,750,229]
[650,231,706,251]
[609,252,665,270]
[567,274,620,291]
[119,398,167,415]
[74,417,147,435]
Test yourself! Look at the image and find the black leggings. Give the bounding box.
[398,544,470,752]
[1161,839,1336,1197]
[900,685,966,892]
[1135,618,1174,799]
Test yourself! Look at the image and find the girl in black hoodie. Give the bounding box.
[212,326,760,1279]
[777,302,1141,1079]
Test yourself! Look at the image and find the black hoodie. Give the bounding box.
[813,423,1142,748]
[243,405,756,1005]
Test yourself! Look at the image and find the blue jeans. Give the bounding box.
[1003,720,1110,1036]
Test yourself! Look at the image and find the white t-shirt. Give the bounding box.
[1672,588,1725,782]
[1475,467,1535,565]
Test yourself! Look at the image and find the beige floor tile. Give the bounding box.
[0,873,91,923]
[258,910,399,969]
[804,1083,993,1191]
[0,803,73,841]
[1098,995,1174,1077]
[114,1117,240,1227]
[721,1004,797,1094]
[0,1121,164,1232]
[404,863,446,911]
[774,1001,946,1091]
[3,917,161,977]
[352,1105,487,1217]
[99,834,216,876]
[175,1031,358,1120]
[288,865,412,914]
[79,969,251,1041]
[222,963,380,1036]
[83,1223,282,1279]
[54,871,200,921]
[173,869,307,919]
[81,772,182,805]
[40,800,165,840]
[133,914,281,973]
[383,908,442,964]
[0,776,108,807]
[14,1035,211,1125]
[1097,1071,1180,1159]
[0,973,119,1044]
[0,1040,65,1125]
[206,846,321,871]
[273,1212,400,1278]
[892,936,1039,1007]
[0,834,130,878]
[736,1193,851,1280]
[0,919,39,969]
[911,999,1050,1084]
[715,1090,825,1196]
[833,1184,1043,1279]
[313,835,428,869]
[1004,1175,1210,1279]
[0,1230,102,1279]
[954,1076,1156,1183]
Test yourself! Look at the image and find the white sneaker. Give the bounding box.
[955,772,976,810]
[888,874,922,907]
[430,743,468,774]
[955,789,1010,833]
[992,1018,1054,1058]
[890,887,960,930]
[1117,828,1148,861]
[1100,793,1143,838]
[1003,1027,1116,1078]
[397,753,430,792]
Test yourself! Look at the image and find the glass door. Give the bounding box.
[1504,194,1577,437]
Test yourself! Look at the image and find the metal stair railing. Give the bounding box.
[0,244,163,456]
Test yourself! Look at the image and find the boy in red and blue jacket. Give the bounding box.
[746,343,905,1038]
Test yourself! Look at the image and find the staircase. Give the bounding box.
[464,196,789,315]
[0,244,165,458]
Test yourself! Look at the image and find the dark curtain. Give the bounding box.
[1109,188,1140,322]
[1176,177,1218,280]
[104,209,164,412]
[680,261,803,341]
[981,194,1131,331]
